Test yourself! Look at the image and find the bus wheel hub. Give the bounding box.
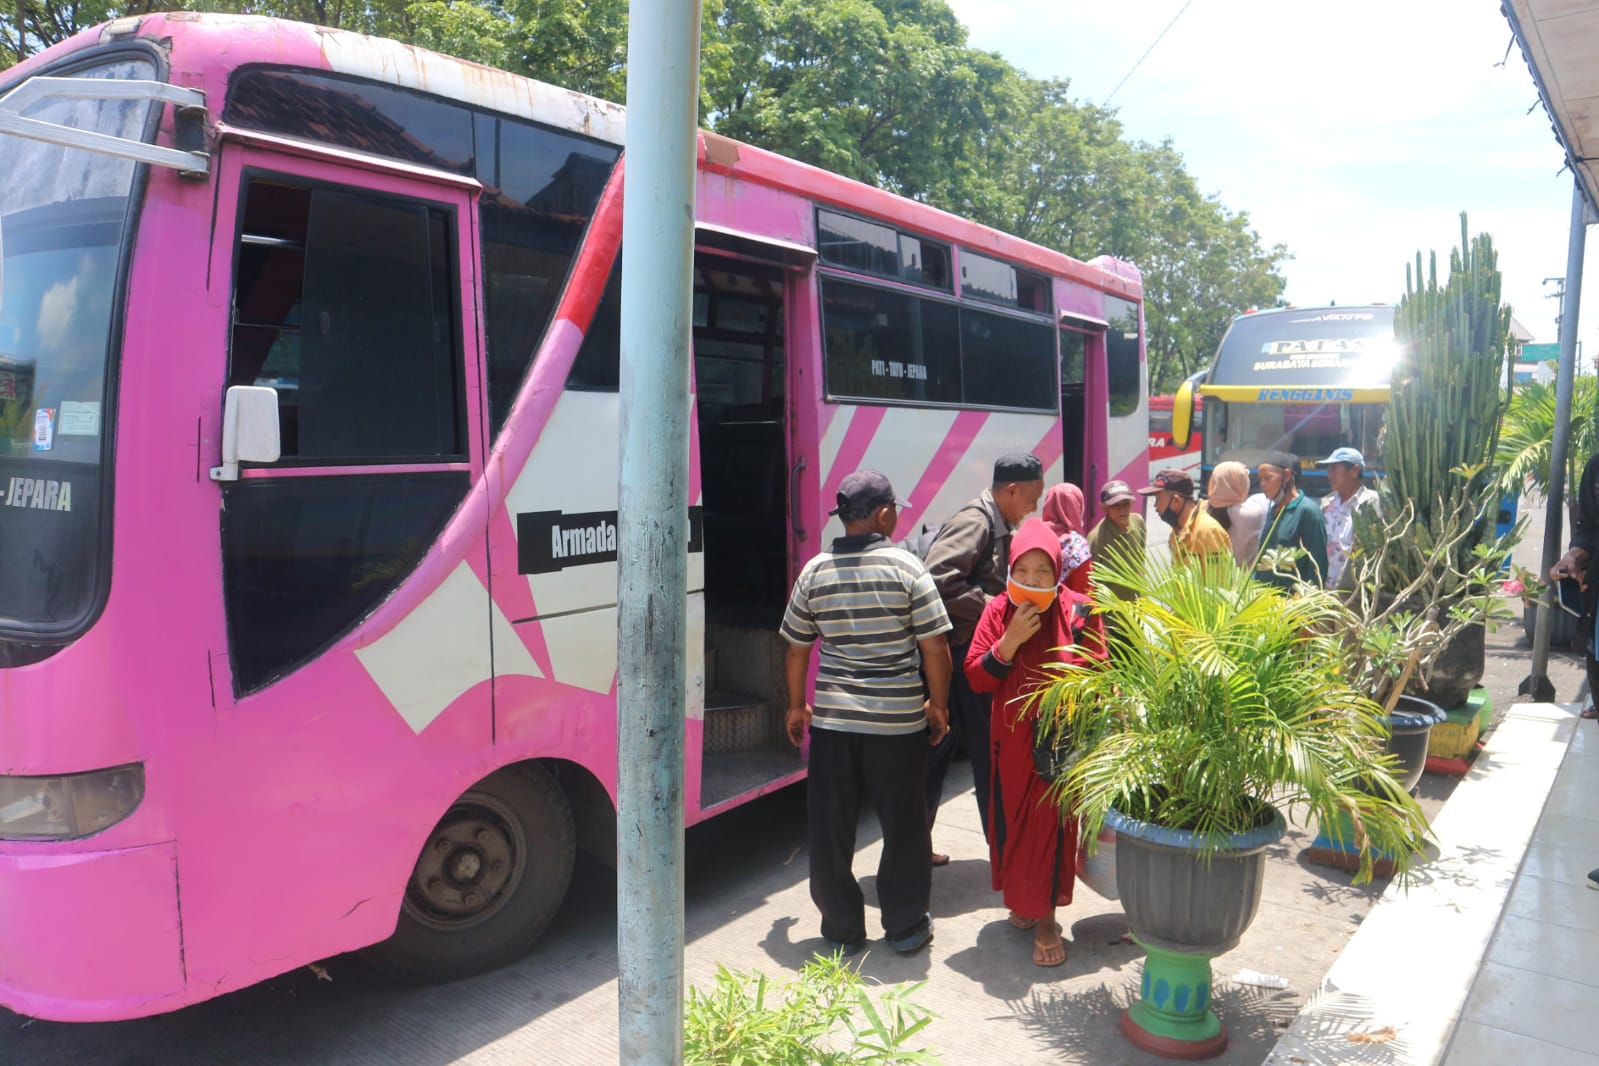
[413,810,516,918]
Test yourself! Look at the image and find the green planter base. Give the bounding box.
[1122,941,1228,1060]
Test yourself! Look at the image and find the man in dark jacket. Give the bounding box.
[1548,452,1599,891]
[1551,453,1599,714]
[921,453,1045,861]
[1254,451,1328,590]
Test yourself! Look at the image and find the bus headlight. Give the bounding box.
[0,764,145,840]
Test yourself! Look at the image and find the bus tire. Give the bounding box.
[362,763,575,983]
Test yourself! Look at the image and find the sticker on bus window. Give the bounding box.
[59,401,100,436]
[32,408,54,452]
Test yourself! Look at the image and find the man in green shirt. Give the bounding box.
[1087,478,1145,600]
[1254,451,1328,590]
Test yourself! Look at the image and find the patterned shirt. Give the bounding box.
[781,534,953,735]
[1321,485,1380,587]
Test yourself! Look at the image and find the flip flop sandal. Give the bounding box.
[1032,926,1067,968]
[1007,913,1039,930]
[1581,706,1598,719]
[930,852,951,867]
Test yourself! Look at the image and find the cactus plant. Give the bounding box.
[1372,214,1515,592]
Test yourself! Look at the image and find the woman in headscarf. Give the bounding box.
[1040,483,1094,596]
[1204,460,1270,569]
[964,518,1106,967]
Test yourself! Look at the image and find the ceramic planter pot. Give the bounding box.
[1105,804,1287,1059]
[1408,621,1484,710]
[1306,695,1442,878]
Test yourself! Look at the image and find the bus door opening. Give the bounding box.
[692,252,799,808]
[1059,321,1100,494]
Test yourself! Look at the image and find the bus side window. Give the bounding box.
[223,175,470,692]
[1105,295,1141,417]
[228,177,464,461]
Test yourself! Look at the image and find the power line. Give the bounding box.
[1103,0,1198,106]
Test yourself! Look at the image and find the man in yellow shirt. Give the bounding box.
[1138,468,1232,567]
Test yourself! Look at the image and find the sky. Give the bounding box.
[942,0,1595,365]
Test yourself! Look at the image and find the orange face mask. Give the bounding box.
[1006,576,1058,612]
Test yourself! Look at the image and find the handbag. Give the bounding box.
[1029,601,1094,783]
[1031,717,1074,783]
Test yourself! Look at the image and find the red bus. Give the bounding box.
[1148,393,1202,465]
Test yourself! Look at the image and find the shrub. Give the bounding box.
[684,952,940,1066]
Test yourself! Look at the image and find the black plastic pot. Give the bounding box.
[1106,805,1287,956]
[1385,695,1446,794]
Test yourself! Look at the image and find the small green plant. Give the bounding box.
[684,952,940,1066]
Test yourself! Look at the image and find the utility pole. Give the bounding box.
[615,0,703,1061]
[1545,276,1566,339]
[1526,190,1588,700]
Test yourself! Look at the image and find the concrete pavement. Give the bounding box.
[2,492,1590,1065]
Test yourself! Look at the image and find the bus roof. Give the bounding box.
[14,13,1141,301]
[1199,305,1397,403]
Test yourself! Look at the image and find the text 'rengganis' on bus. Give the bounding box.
[1171,305,1395,497]
[0,14,1148,1021]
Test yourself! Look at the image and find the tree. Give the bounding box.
[1,0,1290,396]
[701,0,1021,216]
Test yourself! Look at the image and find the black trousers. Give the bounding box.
[807,726,931,943]
[923,644,992,842]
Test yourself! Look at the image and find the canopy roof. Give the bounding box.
[1505,1,1599,213]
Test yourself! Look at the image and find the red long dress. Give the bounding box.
[964,519,1106,920]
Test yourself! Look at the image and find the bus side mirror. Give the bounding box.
[1171,379,1196,450]
[210,385,281,482]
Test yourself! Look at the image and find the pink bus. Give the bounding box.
[0,14,1147,1021]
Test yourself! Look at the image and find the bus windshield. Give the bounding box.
[0,55,155,633]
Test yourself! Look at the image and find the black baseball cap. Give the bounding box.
[830,469,909,515]
[1138,469,1195,498]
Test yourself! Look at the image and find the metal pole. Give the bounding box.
[1528,180,1588,696]
[615,0,702,1060]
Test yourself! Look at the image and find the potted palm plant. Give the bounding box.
[1031,544,1430,1060]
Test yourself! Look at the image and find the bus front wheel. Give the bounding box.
[362,763,576,983]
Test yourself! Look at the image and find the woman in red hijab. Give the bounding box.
[1040,483,1093,596]
[964,517,1105,967]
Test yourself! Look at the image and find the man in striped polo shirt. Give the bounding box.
[782,469,954,956]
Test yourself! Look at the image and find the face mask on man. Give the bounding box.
[1159,496,1185,529]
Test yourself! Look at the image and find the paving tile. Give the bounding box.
[1461,961,1599,1054]
[1532,810,1599,845]
[1504,871,1599,935]
[1520,837,1599,888]
[1446,1021,1599,1066]
[1483,912,1599,988]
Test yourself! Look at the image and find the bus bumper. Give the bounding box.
[0,841,184,1021]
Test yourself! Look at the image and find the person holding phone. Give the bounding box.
[1550,451,1599,721]
[1551,454,1599,892]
